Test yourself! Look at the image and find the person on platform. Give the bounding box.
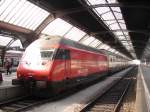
[4,59,11,75]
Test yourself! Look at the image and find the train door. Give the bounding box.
[63,50,71,80]
[53,49,71,88]
[60,49,71,88]
[53,49,70,81]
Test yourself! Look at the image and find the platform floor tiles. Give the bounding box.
[2,72,17,81]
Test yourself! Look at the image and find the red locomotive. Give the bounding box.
[12,36,129,95]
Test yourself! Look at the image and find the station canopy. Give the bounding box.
[86,0,135,58]
[1,0,143,60]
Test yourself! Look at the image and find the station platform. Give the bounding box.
[0,72,26,102]
[0,72,17,88]
[0,67,17,73]
[136,66,150,112]
[2,72,17,82]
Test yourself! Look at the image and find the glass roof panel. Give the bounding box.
[29,10,49,30]
[0,0,13,14]
[118,36,125,40]
[42,18,73,36]
[108,0,118,3]
[124,32,129,35]
[0,0,18,20]
[65,27,86,41]
[3,0,26,23]
[105,20,116,25]
[115,31,123,36]
[118,20,125,23]
[81,36,95,45]
[98,44,107,49]
[10,39,23,48]
[95,7,110,15]
[0,36,12,46]
[87,0,106,5]
[109,23,120,30]
[119,23,126,29]
[79,35,90,43]
[102,45,109,50]
[8,1,31,24]
[122,43,129,46]
[111,7,121,12]
[89,39,101,47]
[114,12,123,20]
[0,0,50,30]
[86,0,135,58]
[101,12,115,20]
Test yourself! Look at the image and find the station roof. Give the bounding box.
[0,0,149,60]
[117,0,150,59]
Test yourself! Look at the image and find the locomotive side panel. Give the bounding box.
[69,47,108,79]
[50,48,71,81]
[49,46,108,82]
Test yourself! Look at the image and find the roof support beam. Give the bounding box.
[6,38,17,48]
[45,4,150,16]
[91,29,150,35]
[0,21,32,34]
[0,21,40,48]
[90,3,150,9]
[34,14,56,35]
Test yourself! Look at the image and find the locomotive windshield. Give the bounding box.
[21,46,55,67]
[22,48,54,61]
[40,50,54,60]
[19,38,58,68]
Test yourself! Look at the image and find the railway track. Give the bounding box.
[80,67,137,112]
[0,81,95,112]
[0,95,53,112]
[0,88,75,112]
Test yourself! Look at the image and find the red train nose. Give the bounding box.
[17,61,53,80]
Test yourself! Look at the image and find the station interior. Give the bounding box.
[0,0,150,112]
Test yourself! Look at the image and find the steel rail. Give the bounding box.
[80,67,136,112]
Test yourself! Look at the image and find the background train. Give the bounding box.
[4,50,23,67]
[12,36,130,95]
[0,50,23,67]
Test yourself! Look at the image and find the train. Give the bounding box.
[5,50,23,67]
[0,50,23,67]
[12,36,130,96]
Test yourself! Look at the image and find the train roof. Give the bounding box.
[41,36,127,59]
[100,49,127,59]
[43,35,106,55]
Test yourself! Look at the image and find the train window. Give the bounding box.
[55,49,70,59]
[40,50,54,60]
